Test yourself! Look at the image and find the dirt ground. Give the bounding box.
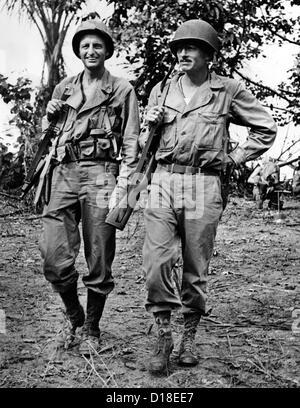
[0,193,299,388]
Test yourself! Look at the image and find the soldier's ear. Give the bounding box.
[207,53,216,69]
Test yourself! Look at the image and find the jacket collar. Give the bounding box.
[163,73,186,113]
[65,69,113,113]
[164,71,224,114]
[208,71,225,90]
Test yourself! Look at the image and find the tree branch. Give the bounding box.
[278,139,300,160]
[259,6,300,46]
[0,191,20,200]
[261,104,298,117]
[272,30,300,46]
[233,69,293,103]
[35,2,53,48]
[21,3,46,45]
[229,0,247,76]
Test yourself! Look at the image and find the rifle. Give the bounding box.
[21,90,71,200]
[105,62,175,230]
[33,134,60,205]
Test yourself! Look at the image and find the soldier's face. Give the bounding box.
[176,42,210,74]
[79,34,108,70]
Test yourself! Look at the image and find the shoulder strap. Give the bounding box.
[158,79,172,107]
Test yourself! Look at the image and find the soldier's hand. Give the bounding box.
[46,99,66,116]
[145,106,164,125]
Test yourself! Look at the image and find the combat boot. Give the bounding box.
[79,289,106,357]
[178,313,201,366]
[57,283,85,349]
[148,311,174,375]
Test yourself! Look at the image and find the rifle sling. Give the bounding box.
[134,80,172,175]
[24,84,72,184]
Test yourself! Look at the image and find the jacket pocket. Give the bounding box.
[158,112,177,152]
[193,112,226,150]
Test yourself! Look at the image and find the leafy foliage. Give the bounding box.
[0,74,33,189]
[0,1,85,192]
[1,0,86,92]
[108,0,300,125]
[0,142,25,190]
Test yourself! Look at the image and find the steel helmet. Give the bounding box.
[169,19,221,55]
[72,19,114,59]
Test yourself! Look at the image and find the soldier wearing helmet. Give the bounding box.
[248,157,281,209]
[141,19,277,374]
[40,14,140,356]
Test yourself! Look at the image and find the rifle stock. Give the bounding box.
[105,132,157,230]
[21,157,46,198]
[33,136,58,205]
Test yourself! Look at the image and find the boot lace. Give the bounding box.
[182,334,194,353]
[180,318,198,354]
[155,328,173,355]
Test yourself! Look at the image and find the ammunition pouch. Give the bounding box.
[65,128,119,163]
[63,102,120,163]
[90,128,118,161]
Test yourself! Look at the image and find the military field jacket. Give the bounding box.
[146,72,277,171]
[43,69,140,190]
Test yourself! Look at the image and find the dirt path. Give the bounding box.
[0,196,299,388]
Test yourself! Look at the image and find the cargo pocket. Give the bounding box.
[193,112,226,150]
[158,112,177,152]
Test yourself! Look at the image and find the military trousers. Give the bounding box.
[40,161,118,295]
[143,166,223,315]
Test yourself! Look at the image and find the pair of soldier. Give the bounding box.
[248,157,281,210]
[41,16,276,374]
